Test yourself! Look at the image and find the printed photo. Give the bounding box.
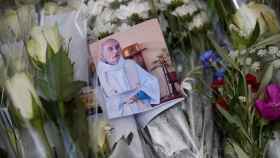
[89,19,182,119]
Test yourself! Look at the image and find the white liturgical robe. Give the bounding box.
[97,57,160,119]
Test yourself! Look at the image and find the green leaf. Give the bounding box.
[216,105,242,128]
[250,33,280,50]
[216,105,250,141]
[38,46,85,102]
[247,21,260,47]
[257,62,274,95]
[230,140,250,158]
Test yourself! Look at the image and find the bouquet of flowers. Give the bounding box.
[187,1,280,157]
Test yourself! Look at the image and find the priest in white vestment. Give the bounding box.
[97,39,160,119]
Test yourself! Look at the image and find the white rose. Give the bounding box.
[232,3,280,38]
[5,73,41,120]
[233,4,258,38]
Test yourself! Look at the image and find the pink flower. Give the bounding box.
[256,84,280,121]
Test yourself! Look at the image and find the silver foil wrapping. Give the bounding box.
[142,93,221,158]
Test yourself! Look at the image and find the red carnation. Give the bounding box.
[215,97,228,110]
[245,73,260,92]
[211,79,225,91]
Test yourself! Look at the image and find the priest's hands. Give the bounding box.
[124,96,138,104]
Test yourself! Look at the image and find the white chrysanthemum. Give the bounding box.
[251,62,260,71]
[277,50,280,57]
[229,50,239,59]
[87,0,107,16]
[5,73,41,120]
[188,11,208,30]
[160,0,173,5]
[94,20,116,36]
[154,0,168,11]
[268,46,278,55]
[93,8,117,36]
[116,23,132,32]
[115,1,150,20]
[102,8,116,22]
[172,2,198,17]
[257,49,267,57]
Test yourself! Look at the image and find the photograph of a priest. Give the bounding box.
[97,38,160,119]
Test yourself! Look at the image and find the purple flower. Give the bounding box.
[200,50,220,68]
[256,84,280,121]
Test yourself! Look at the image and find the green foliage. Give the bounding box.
[36,46,85,103]
[64,99,89,158]
[167,0,184,11]
[127,13,145,26]
[34,44,88,157]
